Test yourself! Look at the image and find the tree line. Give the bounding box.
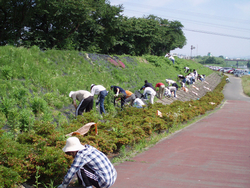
[0,0,186,56]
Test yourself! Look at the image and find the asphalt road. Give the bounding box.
[223,75,250,101]
[112,75,250,188]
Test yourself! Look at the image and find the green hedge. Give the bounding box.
[0,75,226,187]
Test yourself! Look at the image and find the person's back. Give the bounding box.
[133,98,145,108]
[70,90,92,102]
[141,80,154,90]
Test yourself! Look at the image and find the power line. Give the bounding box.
[183,28,250,40]
[120,2,250,24]
[125,9,250,33]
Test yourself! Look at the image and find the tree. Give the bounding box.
[247,61,250,68]
[0,0,34,45]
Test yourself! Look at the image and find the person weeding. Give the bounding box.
[69,90,93,116]
[110,85,127,108]
[90,84,108,114]
[184,66,190,73]
[165,79,176,86]
[58,137,117,188]
[140,80,155,99]
[155,82,165,99]
[165,53,175,64]
[142,86,156,104]
[124,90,136,106]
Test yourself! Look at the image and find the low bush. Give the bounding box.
[1,46,223,187]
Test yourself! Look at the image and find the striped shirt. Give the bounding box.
[62,145,117,188]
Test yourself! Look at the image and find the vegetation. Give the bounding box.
[0,0,186,56]
[195,55,250,68]
[0,46,223,187]
[241,75,250,97]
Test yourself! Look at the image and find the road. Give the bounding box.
[112,75,250,188]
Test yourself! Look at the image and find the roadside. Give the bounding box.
[112,75,250,188]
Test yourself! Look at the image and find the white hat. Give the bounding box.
[69,91,76,98]
[62,137,85,152]
[90,84,95,88]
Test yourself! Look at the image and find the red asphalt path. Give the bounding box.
[112,99,250,188]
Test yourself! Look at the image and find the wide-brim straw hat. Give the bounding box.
[62,137,85,152]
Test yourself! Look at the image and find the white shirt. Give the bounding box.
[91,85,106,95]
[165,79,176,85]
[168,86,176,92]
[169,55,175,60]
[143,87,156,96]
[165,88,171,95]
[133,98,145,108]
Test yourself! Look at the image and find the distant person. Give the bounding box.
[140,80,154,90]
[155,82,165,99]
[198,74,205,82]
[164,87,171,98]
[110,86,127,108]
[133,96,146,108]
[165,53,175,64]
[124,90,136,106]
[168,86,177,98]
[116,90,136,106]
[171,83,179,90]
[142,86,156,104]
[90,84,108,114]
[140,80,155,99]
[184,67,190,73]
[165,79,176,86]
[193,69,198,80]
[177,74,185,83]
[69,90,93,116]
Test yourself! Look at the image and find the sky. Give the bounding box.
[109,0,250,59]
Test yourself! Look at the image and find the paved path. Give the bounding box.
[112,75,250,188]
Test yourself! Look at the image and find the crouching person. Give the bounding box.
[58,137,117,188]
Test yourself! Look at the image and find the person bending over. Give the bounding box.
[58,137,117,188]
[69,90,93,116]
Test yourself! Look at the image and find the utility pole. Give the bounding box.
[191,45,195,59]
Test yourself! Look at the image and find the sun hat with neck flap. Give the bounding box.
[62,137,85,152]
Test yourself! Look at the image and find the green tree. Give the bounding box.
[247,61,250,68]
[0,0,34,45]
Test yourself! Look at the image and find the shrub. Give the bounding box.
[0,165,22,188]
[31,97,49,115]
[1,65,13,80]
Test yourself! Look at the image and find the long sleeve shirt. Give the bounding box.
[62,145,117,188]
[91,85,106,96]
[143,87,156,96]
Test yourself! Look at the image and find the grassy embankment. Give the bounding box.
[0,46,217,187]
[241,75,250,97]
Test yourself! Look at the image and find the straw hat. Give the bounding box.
[62,137,85,152]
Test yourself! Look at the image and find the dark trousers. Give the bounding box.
[76,96,93,116]
[77,165,100,188]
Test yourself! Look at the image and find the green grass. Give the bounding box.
[241,75,250,97]
[0,45,218,187]
[0,45,213,132]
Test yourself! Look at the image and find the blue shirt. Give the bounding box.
[62,145,117,188]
